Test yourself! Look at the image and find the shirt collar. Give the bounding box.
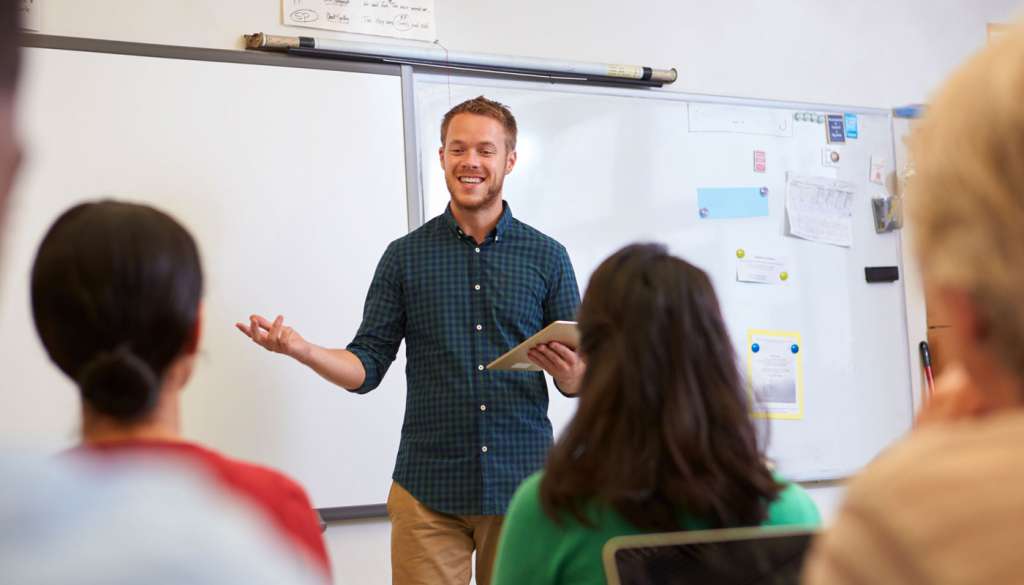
[443,201,514,242]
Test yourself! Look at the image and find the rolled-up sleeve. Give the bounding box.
[347,241,406,394]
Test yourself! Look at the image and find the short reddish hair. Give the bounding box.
[440,95,517,152]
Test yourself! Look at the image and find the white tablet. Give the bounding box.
[486,321,579,371]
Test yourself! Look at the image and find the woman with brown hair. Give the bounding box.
[492,243,819,584]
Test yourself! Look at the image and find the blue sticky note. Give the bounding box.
[844,113,858,139]
[697,187,769,219]
[826,114,846,143]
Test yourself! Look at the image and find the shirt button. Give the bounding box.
[477,364,484,371]
[474,284,481,291]
[475,324,482,331]
[495,236,500,242]
[480,404,487,411]
[481,446,488,453]
[474,247,480,253]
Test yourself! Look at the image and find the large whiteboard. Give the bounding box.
[0,45,410,509]
[414,74,918,481]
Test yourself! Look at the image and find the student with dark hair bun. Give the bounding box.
[30,200,331,579]
[491,243,820,585]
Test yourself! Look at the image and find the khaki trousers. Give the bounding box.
[387,482,504,585]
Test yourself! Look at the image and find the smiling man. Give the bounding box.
[239,96,584,585]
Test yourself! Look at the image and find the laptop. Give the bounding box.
[603,526,817,585]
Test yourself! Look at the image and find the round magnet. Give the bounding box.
[752,343,760,353]
[779,271,789,281]
[816,114,825,123]
[699,207,709,218]
[736,249,746,259]
[793,112,800,121]
[830,150,840,163]
[791,344,799,354]
[759,186,769,197]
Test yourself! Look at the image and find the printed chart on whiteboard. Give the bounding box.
[282,0,436,42]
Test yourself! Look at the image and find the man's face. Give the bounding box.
[439,113,516,213]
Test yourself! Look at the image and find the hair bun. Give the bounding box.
[76,346,160,421]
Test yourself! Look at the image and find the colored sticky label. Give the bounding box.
[753,150,766,173]
[696,187,770,220]
[826,114,846,143]
[844,113,858,139]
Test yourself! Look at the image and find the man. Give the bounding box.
[238,96,585,584]
[802,23,1024,585]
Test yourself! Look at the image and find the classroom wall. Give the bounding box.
[21,2,1023,584]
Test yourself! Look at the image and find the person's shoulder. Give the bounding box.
[190,444,313,503]
[384,213,446,253]
[765,476,821,527]
[848,412,1024,509]
[508,217,565,250]
[508,470,545,513]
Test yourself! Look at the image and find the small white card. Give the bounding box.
[821,147,841,168]
[869,156,886,184]
[736,250,790,284]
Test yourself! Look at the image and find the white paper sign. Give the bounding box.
[736,251,790,285]
[747,330,803,419]
[688,103,793,137]
[869,155,886,184]
[785,174,857,248]
[19,0,40,31]
[283,0,437,42]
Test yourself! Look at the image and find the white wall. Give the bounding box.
[28,0,1024,106]
[20,2,1024,584]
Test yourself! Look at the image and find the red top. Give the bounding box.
[77,440,331,578]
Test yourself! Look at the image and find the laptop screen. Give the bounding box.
[603,527,816,585]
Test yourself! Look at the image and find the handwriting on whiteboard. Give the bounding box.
[283,0,436,42]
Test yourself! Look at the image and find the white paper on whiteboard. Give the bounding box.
[283,0,437,42]
[737,253,790,284]
[785,174,857,248]
[688,103,793,137]
[749,331,802,417]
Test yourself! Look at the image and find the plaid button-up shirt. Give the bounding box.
[347,202,580,515]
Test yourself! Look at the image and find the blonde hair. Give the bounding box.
[909,22,1024,375]
[440,95,517,152]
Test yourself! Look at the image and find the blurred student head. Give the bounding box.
[540,243,780,530]
[0,0,22,246]
[908,24,1024,413]
[30,200,203,429]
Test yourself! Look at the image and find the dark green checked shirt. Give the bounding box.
[347,202,580,516]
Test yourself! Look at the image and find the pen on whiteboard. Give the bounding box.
[919,341,935,398]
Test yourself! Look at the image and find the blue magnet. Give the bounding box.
[759,187,769,197]
[791,344,799,354]
[699,207,709,218]
[752,343,760,353]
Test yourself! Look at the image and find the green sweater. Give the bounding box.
[491,472,821,585]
